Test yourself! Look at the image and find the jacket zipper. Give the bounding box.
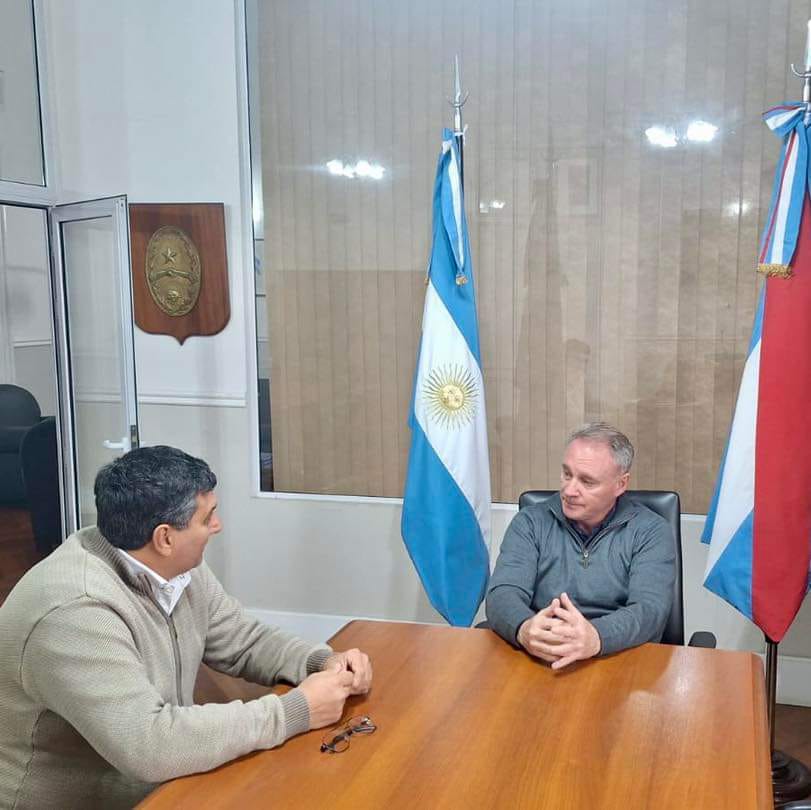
[142,589,184,703]
[563,517,630,568]
[166,614,183,702]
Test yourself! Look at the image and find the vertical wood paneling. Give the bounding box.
[597,0,624,436]
[329,271,351,493]
[256,0,811,510]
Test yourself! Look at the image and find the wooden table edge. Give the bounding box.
[327,618,358,646]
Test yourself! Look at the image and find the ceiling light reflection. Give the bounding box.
[645,126,678,148]
[325,159,386,180]
[725,200,750,217]
[686,120,718,143]
[479,199,507,214]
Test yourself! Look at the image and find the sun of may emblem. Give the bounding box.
[423,364,478,428]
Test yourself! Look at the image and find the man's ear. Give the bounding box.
[617,471,630,496]
[150,524,174,559]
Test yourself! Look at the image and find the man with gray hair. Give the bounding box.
[486,423,675,669]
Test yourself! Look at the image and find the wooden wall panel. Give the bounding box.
[255,0,811,510]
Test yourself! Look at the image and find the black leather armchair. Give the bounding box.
[0,384,43,504]
[0,385,62,555]
[20,417,62,555]
[480,490,717,648]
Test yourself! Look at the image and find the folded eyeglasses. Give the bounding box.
[320,715,377,754]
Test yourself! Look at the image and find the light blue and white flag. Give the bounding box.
[401,129,491,627]
[701,290,763,622]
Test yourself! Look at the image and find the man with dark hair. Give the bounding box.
[486,423,675,669]
[0,446,372,810]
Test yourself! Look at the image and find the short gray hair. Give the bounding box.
[566,422,634,474]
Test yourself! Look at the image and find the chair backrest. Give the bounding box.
[21,416,62,555]
[0,384,41,427]
[517,489,685,646]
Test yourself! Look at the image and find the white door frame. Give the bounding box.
[49,196,139,534]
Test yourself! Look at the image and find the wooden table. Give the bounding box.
[138,620,772,809]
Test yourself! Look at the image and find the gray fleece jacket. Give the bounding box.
[486,493,676,655]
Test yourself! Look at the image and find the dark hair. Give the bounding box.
[94,445,217,550]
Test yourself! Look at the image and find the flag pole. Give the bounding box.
[790,19,811,123]
[449,55,468,189]
[765,638,778,753]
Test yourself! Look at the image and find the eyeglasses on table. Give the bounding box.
[320,715,377,754]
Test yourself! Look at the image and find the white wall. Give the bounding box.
[47,0,247,407]
[41,0,811,697]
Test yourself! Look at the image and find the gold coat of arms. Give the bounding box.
[129,203,230,345]
[145,226,201,317]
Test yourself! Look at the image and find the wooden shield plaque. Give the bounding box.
[129,203,230,344]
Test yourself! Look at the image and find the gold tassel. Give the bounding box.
[757,263,793,278]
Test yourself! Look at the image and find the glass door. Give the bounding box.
[49,196,138,532]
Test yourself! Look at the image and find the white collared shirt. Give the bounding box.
[116,549,192,615]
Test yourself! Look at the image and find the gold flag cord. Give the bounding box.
[757,262,793,278]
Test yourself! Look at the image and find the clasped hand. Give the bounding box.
[323,648,373,694]
[517,593,601,670]
[298,648,373,729]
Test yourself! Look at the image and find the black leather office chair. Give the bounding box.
[0,384,43,504]
[20,416,62,555]
[480,490,716,648]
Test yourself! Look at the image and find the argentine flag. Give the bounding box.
[401,129,491,627]
[702,103,811,642]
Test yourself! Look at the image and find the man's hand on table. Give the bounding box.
[517,593,601,670]
[297,669,354,728]
[517,598,568,663]
[297,648,372,730]
[324,648,373,695]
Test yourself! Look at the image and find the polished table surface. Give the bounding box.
[138,620,772,809]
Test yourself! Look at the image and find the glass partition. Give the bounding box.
[0,0,45,186]
[247,0,807,513]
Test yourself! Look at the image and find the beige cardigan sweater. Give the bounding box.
[0,527,331,809]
